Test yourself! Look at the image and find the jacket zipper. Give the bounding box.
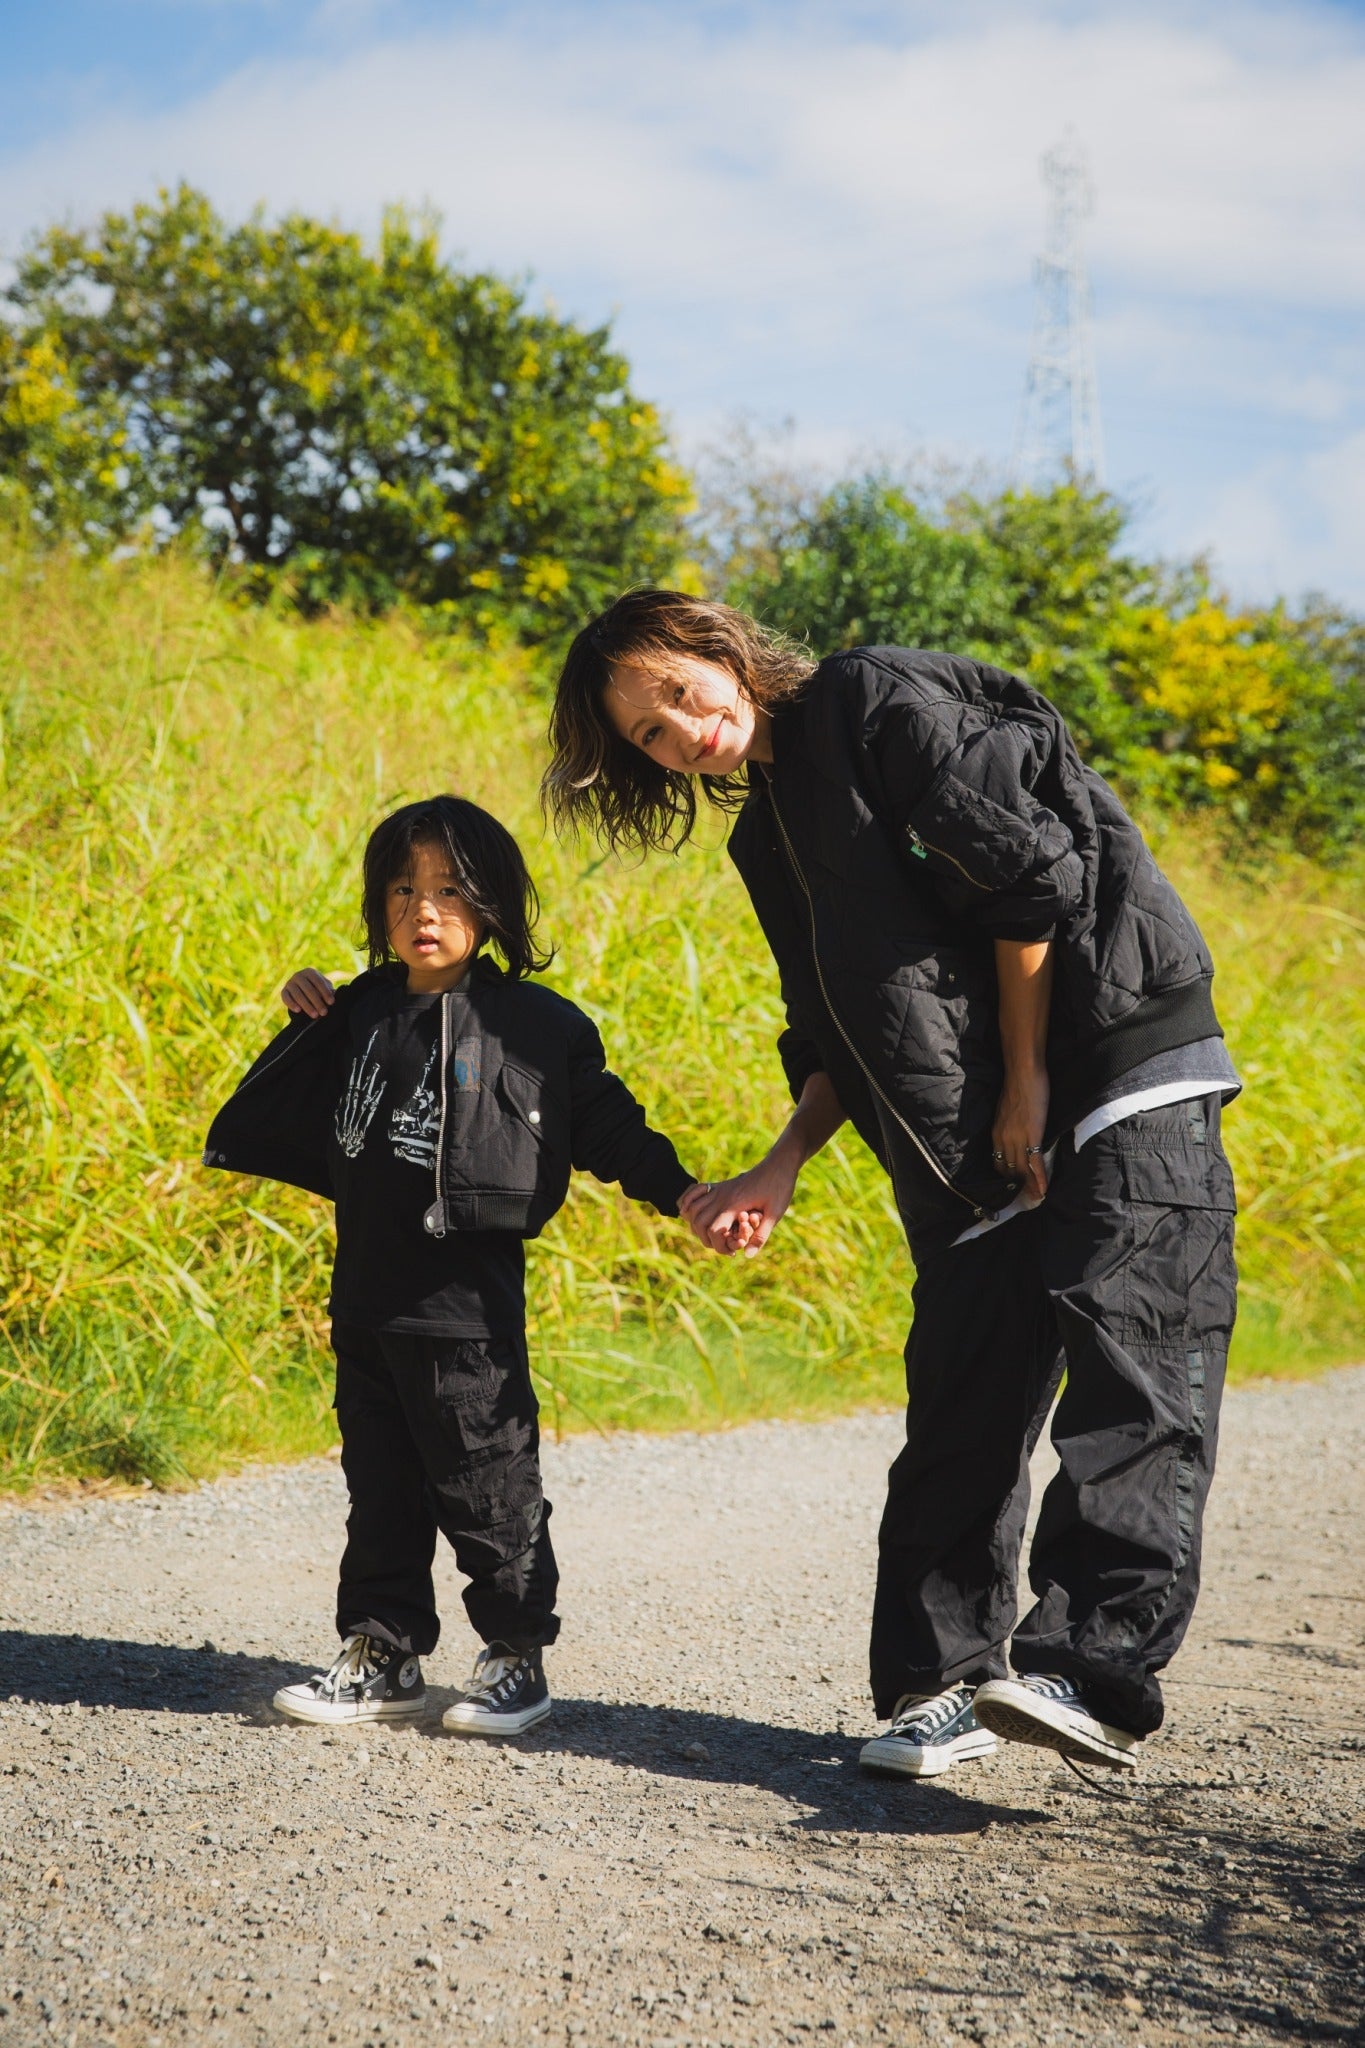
[229,1013,321,1096]
[766,785,981,1217]
[423,990,452,1239]
[905,822,990,891]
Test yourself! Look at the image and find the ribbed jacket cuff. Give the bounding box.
[644,1156,699,1219]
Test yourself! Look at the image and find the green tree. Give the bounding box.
[0,185,691,631]
[958,484,1152,767]
[735,475,1010,657]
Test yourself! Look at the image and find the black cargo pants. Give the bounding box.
[332,1324,559,1658]
[871,1094,1237,1736]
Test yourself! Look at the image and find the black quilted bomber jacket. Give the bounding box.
[727,648,1223,1226]
[203,959,693,1237]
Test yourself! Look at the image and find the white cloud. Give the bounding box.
[1203,425,1365,604]
[1,0,1363,598]
[5,5,1363,309]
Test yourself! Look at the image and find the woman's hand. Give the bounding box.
[281,968,336,1019]
[992,1065,1051,1199]
[678,1073,844,1258]
[680,1155,800,1258]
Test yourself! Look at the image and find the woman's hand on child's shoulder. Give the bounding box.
[281,968,336,1019]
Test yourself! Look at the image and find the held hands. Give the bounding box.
[991,1064,1051,1200]
[678,1075,841,1259]
[281,968,336,1019]
[678,1153,800,1258]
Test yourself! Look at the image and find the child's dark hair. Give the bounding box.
[361,796,553,980]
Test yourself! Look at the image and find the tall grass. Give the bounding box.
[1,544,1361,1488]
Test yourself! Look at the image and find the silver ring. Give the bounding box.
[991,1149,1005,1162]
[1025,1145,1042,1157]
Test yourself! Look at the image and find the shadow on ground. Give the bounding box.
[1,1632,1047,1837]
[5,1634,1364,2039]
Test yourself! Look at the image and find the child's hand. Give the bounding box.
[722,1209,762,1253]
[281,968,336,1019]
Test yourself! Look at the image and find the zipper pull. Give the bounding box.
[906,828,929,861]
[423,1198,447,1239]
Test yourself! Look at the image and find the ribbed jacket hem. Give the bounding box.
[1056,977,1221,1125]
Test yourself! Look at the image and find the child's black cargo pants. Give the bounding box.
[871,1094,1237,1737]
[331,1324,559,1657]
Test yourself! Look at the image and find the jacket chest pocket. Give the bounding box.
[496,1062,548,1139]
[490,1063,568,1184]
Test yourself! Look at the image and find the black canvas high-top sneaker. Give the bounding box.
[273,1634,426,1724]
[442,1642,551,1737]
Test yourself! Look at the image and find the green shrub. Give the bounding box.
[731,476,1365,851]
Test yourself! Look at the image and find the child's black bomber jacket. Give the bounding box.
[204,959,694,1237]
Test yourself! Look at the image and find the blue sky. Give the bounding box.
[4,0,1365,605]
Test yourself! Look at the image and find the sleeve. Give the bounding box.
[565,1012,695,1216]
[777,1024,825,1105]
[867,681,1086,941]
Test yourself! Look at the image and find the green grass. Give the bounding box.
[1,543,1361,1489]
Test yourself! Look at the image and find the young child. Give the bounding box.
[204,795,702,1735]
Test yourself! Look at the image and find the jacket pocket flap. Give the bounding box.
[495,1062,547,1134]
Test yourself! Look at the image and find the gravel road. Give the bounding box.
[2,1368,1363,2048]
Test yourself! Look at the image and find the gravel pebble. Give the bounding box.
[1,1368,1363,2046]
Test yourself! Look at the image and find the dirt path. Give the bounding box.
[2,1368,1363,2048]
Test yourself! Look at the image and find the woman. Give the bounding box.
[545,590,1239,1779]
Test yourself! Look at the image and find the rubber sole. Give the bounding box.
[272,1687,427,1726]
[442,1695,553,1739]
[972,1684,1140,1771]
[859,1729,997,1779]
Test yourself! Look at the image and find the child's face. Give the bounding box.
[385,840,484,991]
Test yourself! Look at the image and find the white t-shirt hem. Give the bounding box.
[950,1077,1236,1248]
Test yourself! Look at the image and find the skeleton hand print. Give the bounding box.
[334,1030,386,1158]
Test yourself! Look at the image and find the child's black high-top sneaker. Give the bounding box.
[442,1642,551,1736]
[273,1633,426,1724]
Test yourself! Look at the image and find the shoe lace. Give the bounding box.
[320,1634,382,1697]
[889,1684,971,1737]
[1023,1673,1084,1705]
[462,1646,525,1703]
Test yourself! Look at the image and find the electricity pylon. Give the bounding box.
[1012,132,1105,488]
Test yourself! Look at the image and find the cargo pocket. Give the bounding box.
[1111,1100,1236,1631]
[1112,1098,1236,1345]
[434,1339,539,1511]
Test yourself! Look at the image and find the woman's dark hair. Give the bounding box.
[542,588,816,854]
[361,795,553,979]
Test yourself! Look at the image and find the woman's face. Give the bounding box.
[603,656,762,777]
